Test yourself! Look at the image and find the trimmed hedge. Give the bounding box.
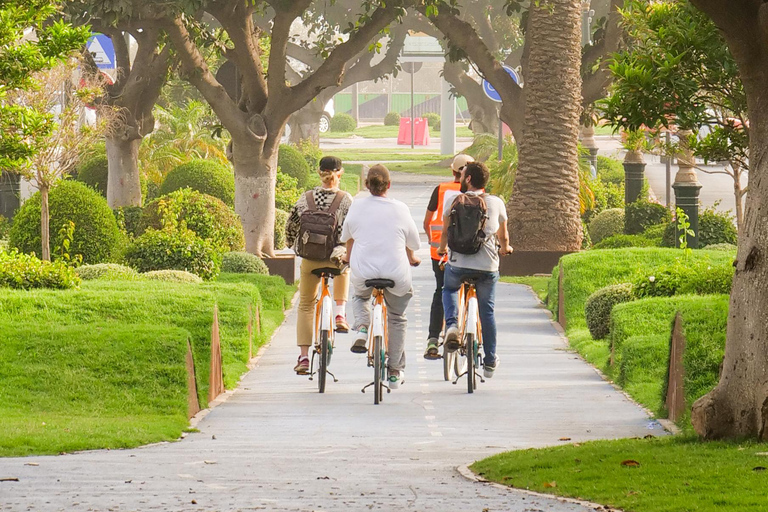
[597,156,624,186]
[624,200,671,235]
[633,260,734,298]
[278,144,311,189]
[274,209,289,250]
[661,208,738,248]
[423,112,441,131]
[76,263,138,280]
[221,251,269,275]
[275,171,303,211]
[592,234,658,249]
[330,113,356,132]
[159,160,235,207]
[584,283,635,340]
[142,269,203,283]
[124,228,221,280]
[384,111,400,126]
[702,243,737,252]
[9,181,121,264]
[588,208,624,244]
[140,189,244,252]
[75,153,109,196]
[0,250,81,289]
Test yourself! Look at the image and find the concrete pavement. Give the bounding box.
[0,172,661,511]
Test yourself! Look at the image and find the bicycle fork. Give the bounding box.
[453,296,486,386]
[309,294,338,383]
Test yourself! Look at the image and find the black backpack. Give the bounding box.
[447,193,488,255]
[295,191,343,261]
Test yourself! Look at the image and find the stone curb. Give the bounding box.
[456,464,623,512]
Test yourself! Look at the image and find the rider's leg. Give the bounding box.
[427,259,445,339]
[474,271,500,367]
[350,285,373,352]
[333,265,350,330]
[383,288,413,373]
[441,264,462,329]
[297,259,323,350]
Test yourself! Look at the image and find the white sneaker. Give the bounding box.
[388,370,404,390]
[483,357,499,379]
[444,326,460,352]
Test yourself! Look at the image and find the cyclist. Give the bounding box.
[341,164,421,389]
[437,161,513,378]
[286,156,353,375]
[422,154,474,360]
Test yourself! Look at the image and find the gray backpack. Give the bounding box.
[295,191,343,261]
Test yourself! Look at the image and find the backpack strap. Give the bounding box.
[305,190,317,212]
[326,191,345,216]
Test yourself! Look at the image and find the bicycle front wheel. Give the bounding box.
[465,333,475,394]
[442,345,455,381]
[318,329,329,393]
[373,335,383,404]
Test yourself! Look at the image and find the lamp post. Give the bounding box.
[672,130,703,248]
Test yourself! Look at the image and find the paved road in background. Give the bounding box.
[0,172,660,511]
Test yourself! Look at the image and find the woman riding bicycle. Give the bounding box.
[340,164,421,389]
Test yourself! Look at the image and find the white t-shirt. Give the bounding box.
[443,191,507,272]
[341,195,421,296]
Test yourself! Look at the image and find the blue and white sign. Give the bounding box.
[87,34,116,70]
[482,65,521,103]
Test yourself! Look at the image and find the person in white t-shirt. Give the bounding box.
[341,164,421,389]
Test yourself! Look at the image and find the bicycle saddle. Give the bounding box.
[460,274,485,285]
[311,267,341,277]
[365,278,395,289]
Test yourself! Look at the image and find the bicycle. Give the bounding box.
[308,267,341,393]
[453,275,486,393]
[360,278,394,404]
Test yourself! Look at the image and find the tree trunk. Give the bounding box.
[506,0,583,251]
[232,139,277,257]
[690,8,768,439]
[40,184,50,261]
[288,100,324,144]
[105,136,142,207]
[732,162,744,229]
[442,62,499,135]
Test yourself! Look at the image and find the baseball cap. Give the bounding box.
[451,154,475,172]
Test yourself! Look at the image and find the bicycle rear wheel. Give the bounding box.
[373,335,383,404]
[465,333,475,394]
[442,344,456,381]
[318,330,329,393]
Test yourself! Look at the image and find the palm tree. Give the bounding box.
[506,0,584,252]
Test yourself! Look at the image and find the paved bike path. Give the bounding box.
[0,173,661,511]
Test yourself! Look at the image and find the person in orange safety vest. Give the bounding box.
[421,154,475,360]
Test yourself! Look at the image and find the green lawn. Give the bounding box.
[500,276,549,303]
[321,124,474,139]
[473,436,768,512]
[328,149,447,164]
[0,273,295,456]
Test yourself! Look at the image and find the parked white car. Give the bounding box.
[282,99,335,143]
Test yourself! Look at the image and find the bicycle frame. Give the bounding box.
[362,288,390,404]
[309,273,338,391]
[454,281,485,391]
[367,289,388,359]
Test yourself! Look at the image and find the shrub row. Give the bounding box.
[0,250,81,289]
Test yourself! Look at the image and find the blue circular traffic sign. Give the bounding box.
[482,65,521,103]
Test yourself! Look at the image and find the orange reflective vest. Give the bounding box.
[428,181,462,260]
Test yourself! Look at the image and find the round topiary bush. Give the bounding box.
[384,111,401,126]
[75,152,109,196]
[76,263,138,280]
[702,243,737,252]
[0,249,80,289]
[9,180,120,264]
[159,160,235,207]
[221,251,269,275]
[139,189,244,252]
[142,269,203,284]
[278,144,311,189]
[423,112,441,131]
[641,223,667,245]
[274,209,289,250]
[588,208,625,244]
[698,208,738,247]
[624,200,671,235]
[592,234,658,249]
[585,283,635,340]
[330,113,356,132]
[124,228,221,280]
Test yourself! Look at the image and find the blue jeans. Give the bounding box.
[442,264,499,366]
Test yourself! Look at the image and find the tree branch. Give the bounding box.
[268,1,312,101]
[582,0,624,106]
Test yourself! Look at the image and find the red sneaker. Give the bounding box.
[335,315,350,333]
[294,356,310,375]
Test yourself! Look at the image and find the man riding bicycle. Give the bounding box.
[422,154,474,360]
[341,164,421,389]
[437,161,513,378]
[286,156,352,375]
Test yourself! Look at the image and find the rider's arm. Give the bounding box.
[497,218,513,256]
[437,213,449,256]
[423,209,435,235]
[343,239,354,263]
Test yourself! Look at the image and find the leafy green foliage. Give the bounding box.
[592,234,658,249]
[277,144,311,189]
[221,252,269,275]
[588,208,624,244]
[423,112,441,131]
[0,215,10,239]
[274,209,289,250]
[75,150,109,196]
[584,283,635,340]
[124,228,221,280]
[113,205,144,237]
[384,111,401,126]
[698,207,738,247]
[140,189,244,252]
[142,269,203,283]
[159,159,235,207]
[295,139,323,170]
[0,249,80,289]
[596,156,624,186]
[330,113,357,132]
[624,200,671,235]
[632,260,734,299]
[9,181,120,264]
[75,263,138,281]
[702,243,737,252]
[275,172,303,211]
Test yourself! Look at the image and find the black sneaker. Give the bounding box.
[483,357,499,379]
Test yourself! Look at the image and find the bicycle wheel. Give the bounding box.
[442,345,455,381]
[373,335,383,404]
[318,330,329,393]
[465,333,475,394]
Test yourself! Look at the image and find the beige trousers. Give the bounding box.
[297,258,350,347]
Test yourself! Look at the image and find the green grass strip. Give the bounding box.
[500,276,550,303]
[472,436,768,512]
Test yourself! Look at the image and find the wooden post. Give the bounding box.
[186,338,201,418]
[208,305,225,402]
[666,312,686,422]
[255,303,262,335]
[247,304,253,360]
[558,262,566,330]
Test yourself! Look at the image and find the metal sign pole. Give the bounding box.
[666,131,672,208]
[498,107,503,162]
[410,65,415,149]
